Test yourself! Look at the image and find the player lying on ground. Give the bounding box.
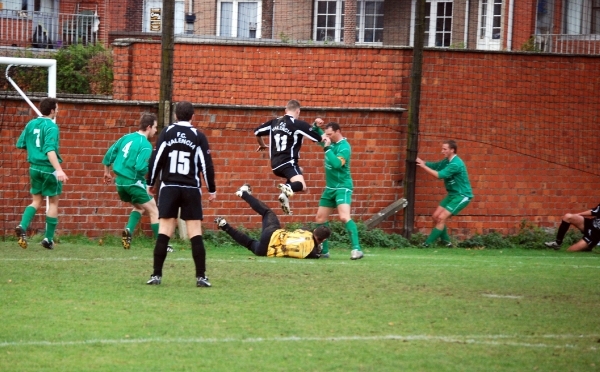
[215,184,330,259]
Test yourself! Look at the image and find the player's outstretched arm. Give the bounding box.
[416,157,439,179]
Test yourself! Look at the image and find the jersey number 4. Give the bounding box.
[273,133,288,151]
[168,150,191,175]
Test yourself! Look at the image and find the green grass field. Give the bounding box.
[1,237,599,371]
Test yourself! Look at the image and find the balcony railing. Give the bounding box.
[0,9,99,49]
[534,34,600,55]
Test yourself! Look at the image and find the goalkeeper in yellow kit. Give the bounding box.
[215,184,331,258]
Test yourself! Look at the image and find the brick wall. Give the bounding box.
[1,41,599,242]
[0,100,406,239]
[192,0,216,35]
[112,42,408,107]
[273,0,313,41]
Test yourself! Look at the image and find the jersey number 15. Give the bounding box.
[168,150,191,175]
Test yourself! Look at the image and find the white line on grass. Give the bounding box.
[2,256,600,269]
[0,334,596,349]
[481,294,524,299]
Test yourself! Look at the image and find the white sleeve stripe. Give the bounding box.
[149,142,166,185]
[297,129,320,141]
[196,146,207,188]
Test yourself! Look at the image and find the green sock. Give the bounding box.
[151,223,159,239]
[20,206,37,230]
[425,227,444,245]
[126,211,142,234]
[345,220,361,251]
[440,226,451,242]
[45,216,58,242]
[316,222,329,254]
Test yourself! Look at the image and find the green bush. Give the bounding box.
[458,231,515,249]
[507,220,550,249]
[520,36,541,52]
[55,43,113,94]
[2,44,113,95]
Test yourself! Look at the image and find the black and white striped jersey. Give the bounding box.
[591,204,600,230]
[147,122,216,192]
[254,114,322,170]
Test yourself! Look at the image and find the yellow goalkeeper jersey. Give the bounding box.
[267,229,317,258]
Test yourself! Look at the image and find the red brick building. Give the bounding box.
[2,1,599,54]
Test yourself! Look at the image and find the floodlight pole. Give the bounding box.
[403,0,426,239]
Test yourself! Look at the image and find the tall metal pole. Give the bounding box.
[158,0,175,129]
[403,0,426,238]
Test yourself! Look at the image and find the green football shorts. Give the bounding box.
[319,187,353,208]
[440,194,472,216]
[116,178,152,205]
[30,165,62,197]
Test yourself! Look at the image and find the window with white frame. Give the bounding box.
[2,0,58,12]
[564,0,600,34]
[1,0,27,11]
[315,0,345,42]
[356,0,384,44]
[424,0,453,47]
[479,0,502,40]
[314,0,384,43]
[1,0,57,18]
[217,0,261,38]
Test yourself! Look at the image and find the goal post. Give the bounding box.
[1,57,57,116]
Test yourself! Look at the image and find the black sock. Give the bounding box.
[556,221,570,244]
[191,235,206,278]
[152,234,170,276]
[289,181,304,193]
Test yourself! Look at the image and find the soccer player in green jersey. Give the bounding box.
[313,121,364,260]
[416,140,473,247]
[15,98,69,250]
[102,113,161,250]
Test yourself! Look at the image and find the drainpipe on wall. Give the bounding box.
[464,0,469,47]
[507,0,514,50]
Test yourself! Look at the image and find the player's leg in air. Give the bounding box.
[216,183,281,256]
[276,165,305,215]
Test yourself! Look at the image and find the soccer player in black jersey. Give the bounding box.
[145,101,217,287]
[254,99,323,215]
[545,203,600,252]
